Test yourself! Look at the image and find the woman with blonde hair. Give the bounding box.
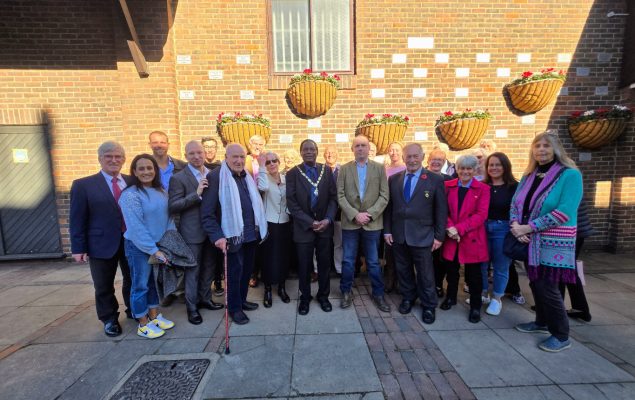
[510,131,582,352]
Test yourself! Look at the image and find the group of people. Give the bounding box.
[70,129,589,352]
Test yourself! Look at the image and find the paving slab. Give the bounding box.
[2,305,75,345]
[586,291,635,322]
[155,337,208,354]
[58,340,163,400]
[569,300,633,326]
[295,301,362,334]
[429,329,550,387]
[202,335,293,398]
[0,284,62,307]
[28,284,94,306]
[571,324,635,366]
[472,385,571,400]
[230,299,297,336]
[600,273,635,291]
[479,300,538,329]
[560,383,635,400]
[34,307,134,344]
[31,266,92,284]
[420,303,489,331]
[578,275,625,293]
[495,328,634,384]
[292,333,382,395]
[0,341,115,400]
[0,306,17,317]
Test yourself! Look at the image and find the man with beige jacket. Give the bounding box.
[337,135,390,312]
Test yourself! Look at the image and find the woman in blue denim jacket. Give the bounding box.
[120,154,176,339]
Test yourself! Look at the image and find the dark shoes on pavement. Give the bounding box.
[398,300,413,315]
[340,291,353,309]
[230,310,249,325]
[440,298,457,310]
[198,300,224,310]
[567,310,592,322]
[104,320,122,337]
[422,308,436,324]
[187,310,203,325]
[298,300,310,315]
[264,286,273,308]
[319,298,333,312]
[373,296,391,312]
[468,309,481,324]
[242,301,259,311]
[278,286,291,303]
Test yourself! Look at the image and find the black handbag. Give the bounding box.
[503,231,528,262]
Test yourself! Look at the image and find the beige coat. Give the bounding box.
[337,159,389,231]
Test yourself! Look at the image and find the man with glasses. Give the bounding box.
[202,137,222,170]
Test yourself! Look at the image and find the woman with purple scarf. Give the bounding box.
[510,131,582,353]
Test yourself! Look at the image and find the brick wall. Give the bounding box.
[0,0,633,254]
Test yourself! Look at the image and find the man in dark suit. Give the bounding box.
[200,143,264,325]
[169,141,224,325]
[384,143,448,324]
[70,141,133,337]
[286,139,338,315]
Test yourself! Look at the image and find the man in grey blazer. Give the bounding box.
[384,143,447,324]
[169,141,223,325]
[337,135,390,312]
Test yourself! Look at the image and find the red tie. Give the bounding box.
[112,177,126,232]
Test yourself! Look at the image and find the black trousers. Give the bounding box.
[559,237,590,315]
[185,240,216,311]
[433,248,446,290]
[530,276,569,340]
[296,236,331,302]
[88,236,131,323]
[226,241,257,312]
[506,261,521,295]
[445,257,483,310]
[392,242,438,309]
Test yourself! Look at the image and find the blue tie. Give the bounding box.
[404,173,414,203]
[307,166,318,209]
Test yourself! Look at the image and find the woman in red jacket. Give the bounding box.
[440,154,490,323]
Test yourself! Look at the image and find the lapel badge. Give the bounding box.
[425,190,430,198]
[421,174,428,180]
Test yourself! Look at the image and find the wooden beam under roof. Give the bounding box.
[119,0,149,77]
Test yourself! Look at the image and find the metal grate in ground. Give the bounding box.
[110,359,210,400]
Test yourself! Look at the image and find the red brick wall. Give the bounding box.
[1,0,633,253]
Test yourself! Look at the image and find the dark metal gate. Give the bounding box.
[0,125,63,259]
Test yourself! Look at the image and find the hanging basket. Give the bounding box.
[356,123,407,155]
[217,122,271,149]
[437,118,489,150]
[568,118,628,149]
[506,79,563,113]
[287,80,337,118]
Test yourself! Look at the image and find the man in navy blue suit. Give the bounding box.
[70,141,133,337]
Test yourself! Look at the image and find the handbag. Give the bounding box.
[503,231,528,262]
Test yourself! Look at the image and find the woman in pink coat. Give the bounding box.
[440,154,490,323]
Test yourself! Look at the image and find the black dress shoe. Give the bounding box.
[567,310,592,322]
[242,301,259,311]
[230,311,249,325]
[125,309,134,319]
[469,309,481,323]
[104,320,122,337]
[263,286,272,308]
[318,298,332,312]
[278,286,291,303]
[372,295,391,312]
[298,300,310,315]
[187,310,203,325]
[440,298,456,311]
[398,300,413,315]
[198,300,224,311]
[422,308,436,324]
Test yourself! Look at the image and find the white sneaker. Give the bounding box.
[151,313,175,330]
[465,295,491,305]
[486,298,502,316]
[137,322,165,339]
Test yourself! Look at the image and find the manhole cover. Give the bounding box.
[110,359,210,400]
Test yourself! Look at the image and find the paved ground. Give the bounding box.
[1,252,635,400]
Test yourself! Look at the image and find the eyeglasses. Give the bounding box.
[265,159,279,166]
[203,145,217,150]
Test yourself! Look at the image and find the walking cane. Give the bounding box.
[223,247,230,354]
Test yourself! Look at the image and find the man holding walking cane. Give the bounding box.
[200,143,268,326]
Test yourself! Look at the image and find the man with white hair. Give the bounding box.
[245,134,266,178]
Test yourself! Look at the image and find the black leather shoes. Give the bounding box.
[230,311,249,325]
[198,300,224,310]
[398,300,413,315]
[278,286,291,303]
[422,308,436,324]
[188,310,203,325]
[372,296,391,312]
[298,300,310,315]
[318,298,332,312]
[567,310,592,322]
[469,309,481,323]
[440,298,456,310]
[263,286,272,308]
[104,320,122,337]
[242,301,259,311]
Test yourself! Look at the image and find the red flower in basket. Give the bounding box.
[522,71,533,78]
[444,111,453,116]
[303,68,312,74]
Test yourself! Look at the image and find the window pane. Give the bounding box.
[311,0,350,71]
[272,0,310,72]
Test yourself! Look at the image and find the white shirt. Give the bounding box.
[100,170,126,196]
[187,163,209,183]
[257,171,290,224]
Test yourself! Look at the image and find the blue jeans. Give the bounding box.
[340,228,384,296]
[481,220,511,297]
[124,240,160,319]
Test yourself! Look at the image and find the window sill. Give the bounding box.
[268,74,357,90]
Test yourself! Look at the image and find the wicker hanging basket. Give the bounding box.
[287,80,337,118]
[356,123,408,155]
[506,79,563,113]
[217,122,271,149]
[569,118,628,149]
[437,118,489,150]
